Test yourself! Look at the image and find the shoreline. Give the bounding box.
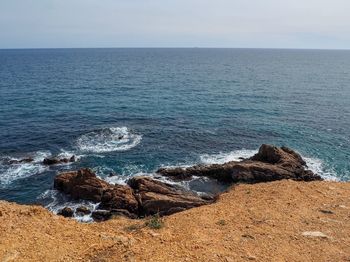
[1,179,349,261]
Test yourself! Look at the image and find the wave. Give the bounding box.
[0,151,51,186]
[38,189,99,223]
[76,127,142,153]
[200,149,257,164]
[199,149,339,181]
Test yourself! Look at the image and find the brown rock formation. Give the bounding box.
[157,144,322,183]
[128,176,212,216]
[54,169,212,219]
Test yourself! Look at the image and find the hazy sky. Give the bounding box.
[1,0,350,49]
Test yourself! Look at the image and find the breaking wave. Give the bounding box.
[76,127,142,153]
[38,189,99,223]
[0,151,51,186]
[199,149,338,181]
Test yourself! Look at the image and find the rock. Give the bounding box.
[58,207,74,218]
[127,176,213,216]
[302,231,329,238]
[54,168,110,202]
[91,210,112,221]
[43,155,76,165]
[75,206,91,216]
[99,184,139,215]
[108,172,118,177]
[54,169,214,220]
[8,158,34,164]
[319,209,334,214]
[157,144,322,183]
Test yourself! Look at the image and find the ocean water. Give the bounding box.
[1,48,350,214]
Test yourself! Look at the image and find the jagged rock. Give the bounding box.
[128,176,213,216]
[54,168,110,202]
[99,184,139,215]
[58,207,74,218]
[75,206,91,216]
[54,169,214,220]
[8,158,34,164]
[43,155,75,165]
[157,144,322,183]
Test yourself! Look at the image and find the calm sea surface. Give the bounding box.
[1,48,349,211]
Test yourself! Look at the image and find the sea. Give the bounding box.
[1,48,349,220]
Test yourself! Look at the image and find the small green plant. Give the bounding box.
[145,214,164,230]
[216,219,226,226]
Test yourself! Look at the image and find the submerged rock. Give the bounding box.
[7,158,34,164]
[157,144,322,183]
[43,155,76,166]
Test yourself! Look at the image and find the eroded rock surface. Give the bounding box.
[128,176,212,216]
[157,144,322,183]
[54,169,212,219]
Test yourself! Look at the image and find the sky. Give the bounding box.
[0,0,350,49]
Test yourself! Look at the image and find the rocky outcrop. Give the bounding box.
[54,169,212,220]
[54,168,110,202]
[43,155,76,165]
[157,144,322,183]
[128,176,212,216]
[53,145,322,221]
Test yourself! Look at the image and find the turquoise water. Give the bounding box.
[0,48,349,209]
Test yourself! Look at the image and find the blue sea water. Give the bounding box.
[1,48,350,211]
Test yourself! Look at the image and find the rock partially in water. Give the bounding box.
[128,176,213,217]
[58,207,74,218]
[7,158,34,165]
[54,168,212,220]
[43,155,76,166]
[54,168,110,202]
[75,206,91,216]
[157,144,322,183]
[99,184,139,215]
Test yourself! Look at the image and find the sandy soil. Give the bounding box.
[1,180,350,262]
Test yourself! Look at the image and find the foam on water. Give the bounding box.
[38,189,99,223]
[76,127,142,153]
[303,157,339,181]
[0,151,51,186]
[199,149,338,181]
[200,149,258,164]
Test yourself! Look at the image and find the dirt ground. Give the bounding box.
[1,180,350,262]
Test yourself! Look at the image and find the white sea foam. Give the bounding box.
[200,149,258,165]
[38,189,99,223]
[303,157,339,181]
[199,149,339,181]
[76,127,142,153]
[0,151,51,186]
[57,149,84,161]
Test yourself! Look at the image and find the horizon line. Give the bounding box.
[0,46,350,51]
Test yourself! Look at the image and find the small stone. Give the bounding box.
[302,231,328,238]
[319,209,334,214]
